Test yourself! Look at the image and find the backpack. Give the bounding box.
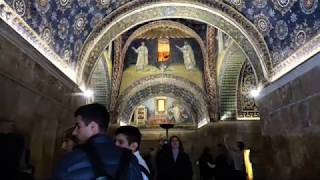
[83,144,132,180]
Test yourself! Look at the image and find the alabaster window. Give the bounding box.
[157,38,170,63]
[155,97,167,115]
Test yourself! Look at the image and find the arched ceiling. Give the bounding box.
[1,0,320,82]
[78,1,271,85]
[116,74,209,125]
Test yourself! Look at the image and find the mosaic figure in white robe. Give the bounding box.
[132,42,148,71]
[176,41,196,70]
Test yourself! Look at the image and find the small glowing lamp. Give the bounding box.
[83,89,94,98]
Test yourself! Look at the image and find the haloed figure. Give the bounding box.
[157,135,193,180]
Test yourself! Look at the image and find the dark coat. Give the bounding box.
[156,148,193,180]
[51,134,143,180]
[199,152,214,179]
[214,153,234,180]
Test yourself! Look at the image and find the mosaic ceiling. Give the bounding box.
[3,0,320,68]
[224,0,320,66]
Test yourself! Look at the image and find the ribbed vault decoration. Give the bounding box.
[219,42,247,120]
[89,56,111,109]
[77,1,271,87]
[116,74,209,125]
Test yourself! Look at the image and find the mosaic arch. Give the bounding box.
[116,74,209,125]
[3,0,320,83]
[237,61,259,120]
[112,20,209,109]
[77,1,272,86]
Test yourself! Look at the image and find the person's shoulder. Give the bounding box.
[62,148,87,164]
[95,140,134,167]
[109,147,143,180]
[128,158,144,180]
[51,149,87,178]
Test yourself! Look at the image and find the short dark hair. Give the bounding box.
[62,127,78,144]
[237,141,245,151]
[74,103,109,131]
[115,126,142,150]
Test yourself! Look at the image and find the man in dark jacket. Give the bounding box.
[51,103,142,180]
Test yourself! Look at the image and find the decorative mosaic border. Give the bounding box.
[0,0,76,82]
[237,61,260,119]
[78,0,271,86]
[109,36,122,111]
[206,26,218,119]
[271,33,320,81]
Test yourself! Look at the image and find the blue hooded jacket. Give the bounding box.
[51,134,143,180]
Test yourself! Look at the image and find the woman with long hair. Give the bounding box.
[156,135,193,180]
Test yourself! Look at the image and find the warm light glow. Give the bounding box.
[158,38,170,62]
[158,99,165,112]
[120,121,128,126]
[220,111,231,120]
[79,85,86,92]
[197,118,208,128]
[155,97,167,115]
[250,89,260,98]
[237,117,260,120]
[76,85,94,98]
[83,89,94,98]
[250,85,262,98]
[244,149,254,180]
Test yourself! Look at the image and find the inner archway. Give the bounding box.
[116,74,209,127]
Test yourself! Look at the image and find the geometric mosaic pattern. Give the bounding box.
[224,0,320,66]
[4,0,320,68]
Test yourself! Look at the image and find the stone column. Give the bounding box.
[110,36,123,123]
[205,26,218,120]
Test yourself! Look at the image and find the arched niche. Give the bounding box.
[116,74,209,126]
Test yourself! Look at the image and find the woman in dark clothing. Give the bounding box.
[156,136,193,180]
[214,144,235,180]
[0,133,35,180]
[198,147,214,180]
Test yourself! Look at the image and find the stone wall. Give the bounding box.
[0,20,85,179]
[257,52,320,180]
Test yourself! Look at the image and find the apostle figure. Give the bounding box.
[132,42,148,71]
[168,102,186,123]
[176,41,196,70]
[172,104,181,123]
